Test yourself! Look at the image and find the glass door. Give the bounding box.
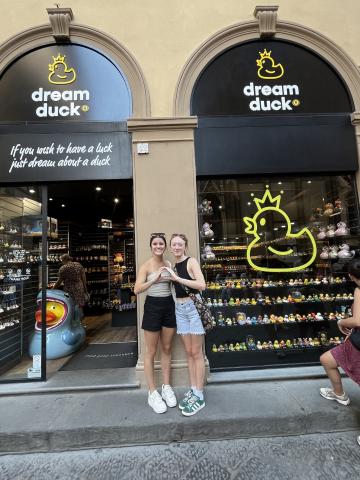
[0,185,47,382]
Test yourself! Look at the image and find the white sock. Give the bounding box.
[191,385,196,393]
[193,388,204,401]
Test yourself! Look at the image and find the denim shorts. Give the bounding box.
[175,298,205,335]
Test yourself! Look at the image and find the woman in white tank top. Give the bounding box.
[134,233,177,414]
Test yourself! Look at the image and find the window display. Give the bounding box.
[197,176,359,371]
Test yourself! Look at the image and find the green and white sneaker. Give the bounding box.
[181,394,205,416]
[178,389,193,410]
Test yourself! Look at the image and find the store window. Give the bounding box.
[0,186,46,381]
[198,175,359,370]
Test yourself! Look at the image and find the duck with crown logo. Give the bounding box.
[256,49,284,80]
[48,53,76,85]
[243,189,317,273]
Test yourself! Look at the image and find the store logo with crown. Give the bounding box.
[242,49,301,112]
[243,189,317,273]
[30,52,90,118]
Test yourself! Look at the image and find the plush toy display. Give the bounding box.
[201,245,216,260]
[199,199,213,215]
[323,203,334,216]
[200,222,214,238]
[29,289,86,360]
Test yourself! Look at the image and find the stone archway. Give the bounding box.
[174,19,360,117]
[0,23,150,118]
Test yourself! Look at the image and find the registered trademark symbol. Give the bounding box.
[81,105,89,112]
[292,99,300,107]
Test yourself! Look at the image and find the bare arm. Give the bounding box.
[338,288,360,332]
[164,258,206,291]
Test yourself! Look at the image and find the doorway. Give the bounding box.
[0,180,137,382]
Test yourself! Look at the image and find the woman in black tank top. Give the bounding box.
[164,233,207,417]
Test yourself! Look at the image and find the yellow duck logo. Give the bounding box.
[48,53,76,85]
[243,189,317,273]
[256,49,284,80]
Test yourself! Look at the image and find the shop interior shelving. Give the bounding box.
[198,176,360,371]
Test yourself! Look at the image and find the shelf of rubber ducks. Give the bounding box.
[198,195,359,371]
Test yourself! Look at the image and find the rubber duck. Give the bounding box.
[262,342,269,350]
[240,342,247,351]
[273,340,280,349]
[235,342,241,351]
[229,343,235,352]
[277,315,284,323]
[218,344,224,352]
[263,314,270,324]
[235,282,241,289]
[283,315,289,323]
[29,289,85,359]
[212,299,218,307]
[315,312,324,320]
[338,244,354,259]
[270,314,277,323]
[212,344,218,353]
[225,317,232,326]
[229,298,235,306]
[323,203,334,216]
[329,246,338,259]
[286,339,292,349]
[268,341,274,349]
[317,227,326,240]
[289,314,296,323]
[334,222,349,236]
[217,299,223,307]
[251,298,257,305]
[320,247,329,259]
[243,190,317,272]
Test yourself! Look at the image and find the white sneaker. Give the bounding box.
[161,384,177,407]
[148,390,167,414]
[357,435,360,447]
[320,387,350,405]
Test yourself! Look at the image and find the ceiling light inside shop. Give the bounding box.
[29,188,35,194]
[247,202,251,205]
[250,193,254,197]
[49,197,53,201]
[307,180,312,184]
[281,225,286,228]
[218,205,222,209]
[114,198,119,204]
[273,227,278,231]
[61,204,65,208]
[223,238,227,240]
[278,182,282,185]
[280,190,284,194]
[95,186,102,191]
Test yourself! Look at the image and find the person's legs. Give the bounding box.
[190,334,205,392]
[143,330,160,392]
[159,327,176,385]
[181,334,196,388]
[320,350,344,395]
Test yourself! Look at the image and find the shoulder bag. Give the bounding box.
[174,264,214,333]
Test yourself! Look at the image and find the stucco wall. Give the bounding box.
[2,0,360,117]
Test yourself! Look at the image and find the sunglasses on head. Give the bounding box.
[171,233,186,239]
[150,232,166,238]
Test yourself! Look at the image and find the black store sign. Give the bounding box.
[0,44,132,182]
[192,39,357,175]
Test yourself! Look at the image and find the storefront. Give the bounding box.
[1,4,360,386]
[0,38,138,382]
[190,35,360,371]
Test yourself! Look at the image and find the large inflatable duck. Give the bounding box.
[29,289,86,359]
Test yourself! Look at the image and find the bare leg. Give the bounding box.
[181,334,196,387]
[144,330,160,392]
[190,334,205,391]
[160,327,176,385]
[320,350,344,395]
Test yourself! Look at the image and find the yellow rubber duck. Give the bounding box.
[48,54,76,85]
[35,300,66,329]
[243,189,317,273]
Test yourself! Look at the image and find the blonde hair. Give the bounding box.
[170,233,188,248]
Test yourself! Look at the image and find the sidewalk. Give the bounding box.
[0,375,360,455]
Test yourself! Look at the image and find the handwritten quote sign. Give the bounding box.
[9,141,113,173]
[0,131,132,182]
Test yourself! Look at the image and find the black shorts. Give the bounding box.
[142,295,176,331]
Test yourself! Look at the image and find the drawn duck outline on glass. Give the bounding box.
[243,189,317,273]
